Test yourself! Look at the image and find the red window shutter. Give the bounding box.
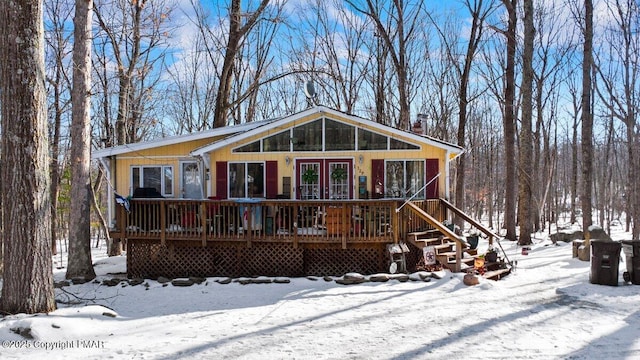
[265,161,278,199]
[216,161,227,199]
[425,158,439,199]
[371,159,384,199]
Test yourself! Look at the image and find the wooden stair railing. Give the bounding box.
[403,201,468,272]
[439,198,513,267]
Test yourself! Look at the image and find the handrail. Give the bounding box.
[114,198,400,246]
[439,198,512,267]
[404,201,468,272]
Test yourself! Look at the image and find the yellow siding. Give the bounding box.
[111,113,455,200]
[112,138,214,196]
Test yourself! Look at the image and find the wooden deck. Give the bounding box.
[110,198,510,278]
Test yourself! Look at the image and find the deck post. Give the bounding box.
[160,201,166,247]
[200,202,207,247]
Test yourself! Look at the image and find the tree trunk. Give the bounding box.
[581,0,594,243]
[0,0,56,314]
[212,0,270,128]
[518,0,534,246]
[502,0,518,241]
[66,0,96,281]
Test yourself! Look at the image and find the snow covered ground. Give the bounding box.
[1,223,640,359]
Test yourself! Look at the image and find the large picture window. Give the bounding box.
[325,119,355,151]
[131,165,173,196]
[385,160,425,199]
[229,162,264,198]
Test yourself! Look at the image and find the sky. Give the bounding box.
[1,222,639,359]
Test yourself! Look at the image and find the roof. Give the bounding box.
[190,106,464,157]
[92,106,464,160]
[91,119,277,159]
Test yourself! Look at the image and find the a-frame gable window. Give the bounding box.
[235,141,261,152]
[325,119,355,151]
[358,128,388,150]
[293,119,323,151]
[231,117,421,153]
[390,137,420,150]
[263,130,290,151]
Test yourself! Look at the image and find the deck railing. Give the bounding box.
[111,198,440,248]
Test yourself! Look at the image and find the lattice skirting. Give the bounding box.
[127,240,387,279]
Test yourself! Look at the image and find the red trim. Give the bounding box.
[265,160,278,199]
[215,161,227,199]
[425,158,439,199]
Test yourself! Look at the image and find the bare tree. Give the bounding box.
[207,0,270,128]
[0,0,56,314]
[166,35,218,134]
[494,0,518,241]
[594,0,640,237]
[66,0,97,281]
[93,0,173,255]
[346,0,424,130]
[44,0,73,256]
[518,0,534,245]
[290,0,371,114]
[428,0,495,226]
[581,0,594,241]
[94,0,173,145]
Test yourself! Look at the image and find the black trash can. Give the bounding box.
[590,239,621,286]
[621,240,640,284]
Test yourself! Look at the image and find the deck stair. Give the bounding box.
[408,230,511,280]
[407,231,476,272]
[403,200,512,281]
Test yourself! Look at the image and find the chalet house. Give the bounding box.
[93,106,508,279]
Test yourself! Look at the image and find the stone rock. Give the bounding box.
[156,276,171,284]
[550,230,583,243]
[273,278,291,284]
[249,277,272,284]
[11,327,33,339]
[335,277,367,285]
[343,272,365,281]
[102,312,117,318]
[189,277,206,285]
[128,278,144,286]
[216,278,232,284]
[589,225,612,241]
[389,274,409,282]
[323,276,334,282]
[409,271,432,281]
[102,278,123,287]
[171,278,194,287]
[369,274,390,282]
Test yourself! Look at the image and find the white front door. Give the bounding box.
[181,161,202,199]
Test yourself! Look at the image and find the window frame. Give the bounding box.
[228,161,266,199]
[384,159,425,199]
[131,165,174,197]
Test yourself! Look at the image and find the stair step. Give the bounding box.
[483,267,511,281]
[407,229,441,238]
[413,237,444,245]
[433,243,454,250]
